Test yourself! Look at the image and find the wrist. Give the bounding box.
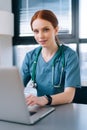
[44,95,52,105]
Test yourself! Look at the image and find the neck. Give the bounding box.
[41,45,58,62]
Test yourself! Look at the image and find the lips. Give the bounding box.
[39,40,47,44]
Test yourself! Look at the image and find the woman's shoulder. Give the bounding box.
[26,46,41,58]
[61,44,79,66]
[61,44,79,64]
[62,44,77,56]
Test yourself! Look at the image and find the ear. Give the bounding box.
[55,26,59,35]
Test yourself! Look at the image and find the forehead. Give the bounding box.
[32,18,53,29]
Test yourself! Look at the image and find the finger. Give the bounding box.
[26,95,37,106]
[26,95,34,103]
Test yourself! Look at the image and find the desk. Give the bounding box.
[0,103,87,130]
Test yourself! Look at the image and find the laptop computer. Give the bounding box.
[0,67,55,125]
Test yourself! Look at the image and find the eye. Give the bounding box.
[43,28,50,32]
[33,29,39,34]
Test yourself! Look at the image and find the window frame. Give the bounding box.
[12,0,79,45]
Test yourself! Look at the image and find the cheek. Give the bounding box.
[34,35,41,43]
[45,32,52,38]
[34,35,38,40]
[51,32,56,39]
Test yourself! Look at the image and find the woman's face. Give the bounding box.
[32,18,58,48]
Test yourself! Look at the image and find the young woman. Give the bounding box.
[21,10,81,106]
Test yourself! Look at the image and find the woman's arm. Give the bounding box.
[26,87,75,106]
[51,87,75,105]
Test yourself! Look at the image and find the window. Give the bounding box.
[79,0,87,39]
[12,0,79,45]
[79,44,87,86]
[13,44,39,69]
[19,0,72,36]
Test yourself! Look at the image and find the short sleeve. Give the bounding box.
[64,50,81,88]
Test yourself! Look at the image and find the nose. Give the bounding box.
[38,31,44,38]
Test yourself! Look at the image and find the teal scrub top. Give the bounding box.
[21,44,81,96]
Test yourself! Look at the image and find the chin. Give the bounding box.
[40,44,46,47]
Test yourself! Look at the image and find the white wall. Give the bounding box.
[0,0,11,11]
[0,0,13,67]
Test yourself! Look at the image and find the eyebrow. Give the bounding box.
[33,26,50,30]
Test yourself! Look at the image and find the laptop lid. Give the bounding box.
[0,67,55,124]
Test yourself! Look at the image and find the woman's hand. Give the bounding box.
[26,95,48,106]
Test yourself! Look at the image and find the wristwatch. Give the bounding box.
[44,95,52,105]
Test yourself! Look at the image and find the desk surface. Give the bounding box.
[0,103,87,130]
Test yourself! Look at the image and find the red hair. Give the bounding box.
[30,10,58,30]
